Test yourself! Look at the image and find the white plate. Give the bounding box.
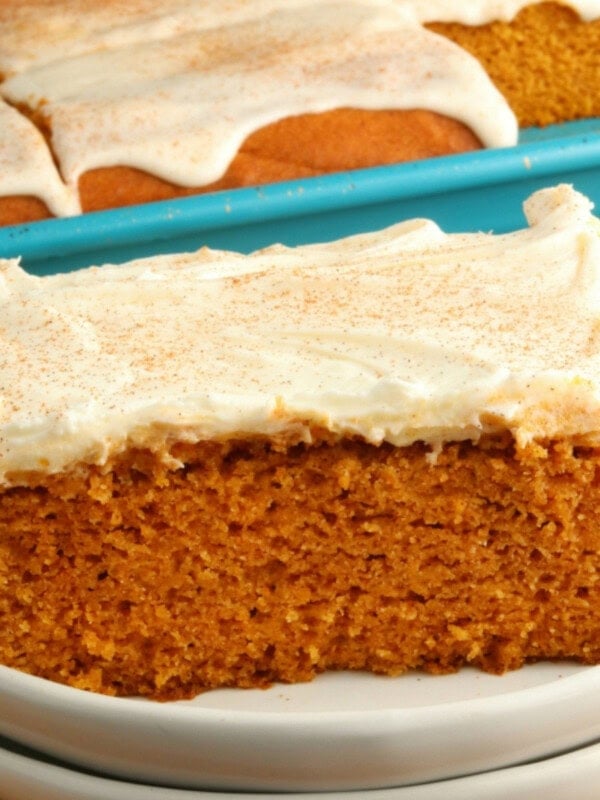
[3,735,600,800]
[2,663,600,792]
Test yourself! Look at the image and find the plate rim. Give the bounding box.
[2,661,600,726]
[3,662,600,791]
[3,731,600,800]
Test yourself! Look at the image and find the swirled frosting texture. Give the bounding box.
[1,184,600,484]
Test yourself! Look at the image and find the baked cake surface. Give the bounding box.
[429,2,600,127]
[0,1,598,223]
[1,184,600,698]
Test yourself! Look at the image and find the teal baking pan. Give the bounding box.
[1,118,599,276]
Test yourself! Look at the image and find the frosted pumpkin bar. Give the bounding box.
[1,184,600,699]
[0,0,598,224]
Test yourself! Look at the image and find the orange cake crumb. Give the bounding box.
[428,2,600,128]
[1,434,599,700]
[1,183,599,699]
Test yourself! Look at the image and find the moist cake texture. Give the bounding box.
[429,2,600,127]
[1,184,600,698]
[0,1,598,224]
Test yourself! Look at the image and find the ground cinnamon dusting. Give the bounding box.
[77,109,481,212]
[1,2,598,224]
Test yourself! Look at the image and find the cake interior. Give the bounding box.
[1,431,598,700]
[428,2,600,128]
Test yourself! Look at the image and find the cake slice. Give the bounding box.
[1,184,599,699]
[0,1,598,224]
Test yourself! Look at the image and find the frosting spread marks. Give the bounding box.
[1,184,600,483]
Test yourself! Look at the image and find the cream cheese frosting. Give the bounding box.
[1,1,598,216]
[1,3,517,192]
[1,2,518,194]
[406,0,600,22]
[0,100,81,217]
[0,0,597,75]
[0,0,536,214]
[1,184,600,485]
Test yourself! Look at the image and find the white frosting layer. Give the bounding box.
[0,100,81,217]
[407,0,600,22]
[1,184,600,484]
[0,0,597,75]
[0,0,552,214]
[1,2,597,216]
[1,2,517,192]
